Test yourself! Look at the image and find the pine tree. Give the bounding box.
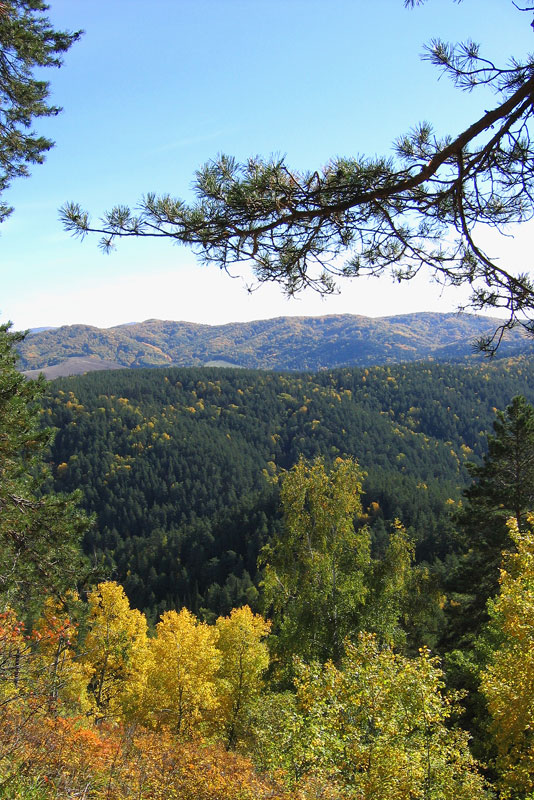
[62,4,534,345]
[0,1,82,222]
[0,324,90,607]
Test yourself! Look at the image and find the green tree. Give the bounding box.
[0,324,89,606]
[260,457,371,667]
[254,634,488,800]
[0,1,81,222]
[63,3,534,347]
[359,518,418,649]
[451,396,534,637]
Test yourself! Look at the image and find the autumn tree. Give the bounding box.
[481,513,534,797]
[63,2,534,348]
[144,607,220,737]
[255,634,487,800]
[31,594,91,712]
[215,605,271,750]
[0,1,81,222]
[0,607,30,707]
[82,581,149,721]
[260,457,371,668]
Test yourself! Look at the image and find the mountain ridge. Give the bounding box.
[16,312,532,378]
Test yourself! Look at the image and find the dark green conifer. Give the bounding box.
[0,323,90,607]
[0,1,82,221]
[450,395,534,640]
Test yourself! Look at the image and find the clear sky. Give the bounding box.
[2,0,533,330]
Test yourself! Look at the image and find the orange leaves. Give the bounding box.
[0,709,290,800]
[0,588,287,797]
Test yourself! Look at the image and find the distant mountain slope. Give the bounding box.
[22,357,126,380]
[16,312,532,375]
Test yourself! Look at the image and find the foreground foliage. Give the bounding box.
[253,634,487,800]
[0,593,489,800]
[482,513,534,797]
[0,710,290,800]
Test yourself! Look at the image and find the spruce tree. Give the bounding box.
[450,395,534,639]
[0,323,90,607]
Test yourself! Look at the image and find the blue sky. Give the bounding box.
[2,0,533,330]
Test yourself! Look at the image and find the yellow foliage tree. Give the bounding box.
[145,608,220,737]
[31,595,92,712]
[215,605,271,749]
[481,513,534,797]
[82,581,149,721]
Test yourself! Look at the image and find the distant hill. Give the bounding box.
[16,312,533,377]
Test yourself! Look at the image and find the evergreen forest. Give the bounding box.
[41,356,534,626]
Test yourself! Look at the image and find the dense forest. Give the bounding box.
[7,0,534,795]
[41,356,534,624]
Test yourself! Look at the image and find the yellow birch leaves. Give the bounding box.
[481,513,534,796]
[291,635,486,800]
[144,608,220,735]
[215,605,271,748]
[83,581,149,720]
[80,587,271,744]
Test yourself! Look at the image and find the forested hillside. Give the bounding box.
[42,355,534,621]
[19,312,532,376]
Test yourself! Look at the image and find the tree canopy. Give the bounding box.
[0,1,81,222]
[62,2,534,350]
